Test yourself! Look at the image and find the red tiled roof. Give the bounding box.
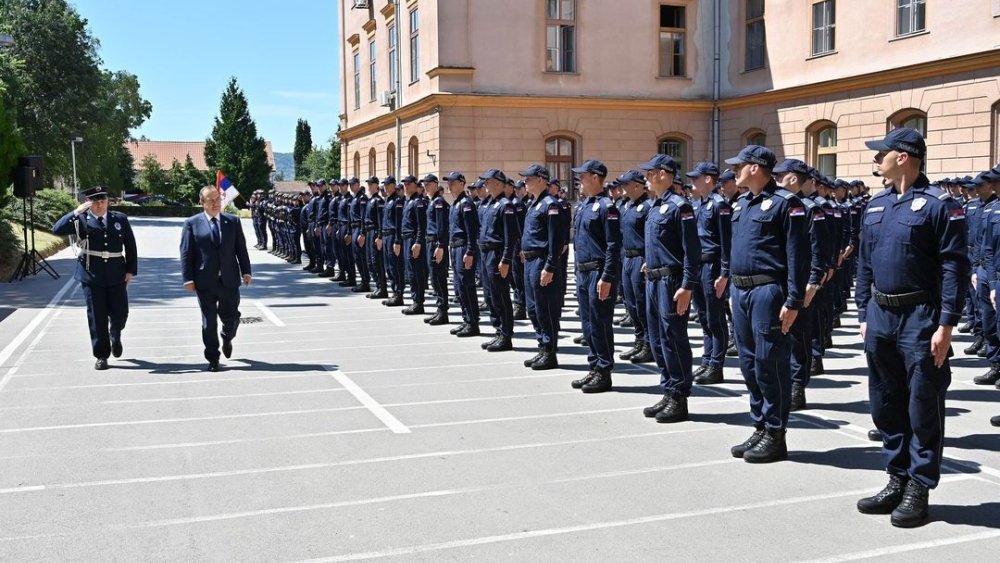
[273,181,310,193]
[125,140,275,171]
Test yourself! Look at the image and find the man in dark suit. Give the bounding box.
[53,186,138,370]
[180,186,253,371]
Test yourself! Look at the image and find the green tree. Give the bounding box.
[293,119,312,179]
[136,154,167,196]
[328,129,341,179]
[204,77,272,206]
[175,153,205,203]
[0,97,26,205]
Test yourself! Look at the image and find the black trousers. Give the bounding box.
[81,282,129,359]
[196,279,241,363]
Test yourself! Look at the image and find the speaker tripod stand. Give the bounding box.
[8,197,59,282]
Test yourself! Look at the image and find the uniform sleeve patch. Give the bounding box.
[548,207,561,215]
[948,208,966,221]
[789,207,806,217]
[680,211,695,220]
[718,208,731,216]
[866,206,884,214]
[504,208,515,214]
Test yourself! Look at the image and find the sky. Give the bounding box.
[72,0,342,153]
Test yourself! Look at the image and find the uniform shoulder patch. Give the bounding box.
[775,188,795,200]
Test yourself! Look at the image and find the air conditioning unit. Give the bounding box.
[380,90,396,108]
[351,0,370,9]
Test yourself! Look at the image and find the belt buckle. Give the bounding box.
[101,251,110,259]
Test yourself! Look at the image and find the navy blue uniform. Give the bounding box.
[426,192,451,313]
[53,210,138,360]
[479,196,516,338]
[315,192,331,270]
[729,182,810,430]
[620,194,650,346]
[383,192,405,298]
[789,192,833,388]
[350,190,370,287]
[521,195,565,353]
[510,195,528,311]
[856,176,969,489]
[337,193,355,282]
[574,196,622,374]
[692,192,733,369]
[963,195,982,336]
[449,193,480,327]
[401,193,428,306]
[974,196,1000,363]
[644,193,700,397]
[364,193,386,294]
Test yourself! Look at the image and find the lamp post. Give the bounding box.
[70,136,83,200]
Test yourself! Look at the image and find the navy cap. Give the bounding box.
[833,179,849,189]
[638,154,678,174]
[992,163,1000,176]
[850,180,864,188]
[618,170,646,185]
[506,177,516,187]
[685,161,720,178]
[940,177,952,183]
[514,180,526,189]
[443,171,466,182]
[549,178,561,187]
[672,177,683,187]
[471,179,486,189]
[421,174,439,184]
[479,168,508,183]
[306,180,316,186]
[348,177,360,184]
[982,169,1000,182]
[571,159,608,177]
[519,164,551,180]
[83,186,109,200]
[316,179,327,186]
[719,170,736,182]
[401,175,418,184]
[366,176,380,184]
[772,159,810,175]
[382,175,396,185]
[865,127,927,160]
[724,145,777,168]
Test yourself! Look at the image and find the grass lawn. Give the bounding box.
[0,221,69,280]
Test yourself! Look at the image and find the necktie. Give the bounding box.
[97,216,104,228]
[210,217,220,246]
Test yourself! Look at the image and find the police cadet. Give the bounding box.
[362,176,389,300]
[773,159,832,412]
[300,188,315,270]
[326,179,343,279]
[725,145,809,463]
[348,177,371,293]
[381,176,405,306]
[958,177,983,347]
[855,128,969,528]
[506,178,529,321]
[314,180,332,276]
[518,164,564,370]
[686,161,732,385]
[475,178,495,316]
[971,170,1000,383]
[399,175,428,314]
[53,186,138,370]
[616,170,652,365]
[569,160,622,393]
[305,181,323,272]
[443,172,481,337]
[550,179,573,314]
[335,180,356,286]
[422,174,451,325]
[477,169,517,352]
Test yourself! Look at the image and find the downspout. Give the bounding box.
[394,0,403,178]
[340,0,349,175]
[711,0,721,164]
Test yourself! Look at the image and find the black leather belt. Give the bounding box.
[577,260,600,272]
[522,249,547,260]
[701,253,718,263]
[624,249,644,258]
[426,236,438,242]
[479,242,503,251]
[646,266,681,281]
[364,223,376,230]
[450,238,467,246]
[383,229,397,236]
[731,273,779,289]
[401,231,415,238]
[873,288,934,308]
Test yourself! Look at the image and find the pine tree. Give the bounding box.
[204,78,272,206]
[328,128,342,179]
[293,119,312,180]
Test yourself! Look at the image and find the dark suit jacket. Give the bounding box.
[180,212,252,289]
[53,210,138,287]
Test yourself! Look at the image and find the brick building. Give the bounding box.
[337,0,1000,194]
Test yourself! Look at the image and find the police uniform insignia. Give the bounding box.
[592,202,600,212]
[761,200,773,211]
[911,198,927,212]
[114,222,122,231]
[493,201,501,209]
[659,203,669,214]
[706,201,713,210]
[636,204,643,212]
[535,202,543,211]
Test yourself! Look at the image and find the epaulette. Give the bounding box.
[801,197,817,210]
[925,186,950,200]
[668,193,690,207]
[775,188,796,200]
[710,193,726,204]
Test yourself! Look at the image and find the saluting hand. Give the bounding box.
[930,325,952,368]
[779,306,798,335]
[74,201,93,215]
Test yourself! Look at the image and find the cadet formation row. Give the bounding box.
[245,128,996,528]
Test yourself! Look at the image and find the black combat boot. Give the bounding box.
[857,475,907,514]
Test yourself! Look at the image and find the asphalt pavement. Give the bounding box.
[0,217,998,562]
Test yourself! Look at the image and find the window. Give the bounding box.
[811,0,835,55]
[368,148,376,178]
[545,135,576,196]
[745,0,766,71]
[386,143,396,176]
[408,137,419,177]
[810,123,838,178]
[409,9,420,83]
[658,6,686,77]
[896,0,926,37]
[352,51,361,109]
[545,0,576,73]
[744,129,767,147]
[354,152,361,178]
[657,136,687,174]
[992,101,1000,165]
[368,40,377,101]
[888,108,927,137]
[388,23,398,89]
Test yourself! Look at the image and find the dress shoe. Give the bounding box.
[964,336,985,356]
[424,313,438,324]
[973,364,1000,385]
[743,429,787,463]
[857,475,907,514]
[456,324,480,338]
[891,480,929,528]
[369,289,389,299]
[629,343,653,364]
[571,371,597,389]
[351,285,371,293]
[790,383,806,412]
[581,371,612,393]
[486,337,513,352]
[512,306,527,321]
[451,323,468,335]
[977,346,987,358]
[402,305,425,315]
[643,395,671,418]
[868,429,882,441]
[530,352,559,370]
[94,358,109,370]
[318,268,336,278]
[726,342,738,356]
[619,342,641,361]
[810,357,824,376]
[111,337,123,359]
[524,349,544,367]
[573,335,585,344]
[207,361,220,372]
[383,295,404,307]
[991,415,1000,427]
[428,314,449,326]
[958,321,973,334]
[481,335,500,349]
[731,426,766,458]
[655,396,688,423]
[694,365,723,385]
[222,338,233,359]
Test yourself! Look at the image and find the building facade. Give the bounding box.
[337,0,1000,192]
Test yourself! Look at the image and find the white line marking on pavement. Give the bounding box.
[12,373,322,391]
[291,475,981,562]
[0,278,75,391]
[253,300,285,327]
[795,530,1000,563]
[325,366,410,434]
